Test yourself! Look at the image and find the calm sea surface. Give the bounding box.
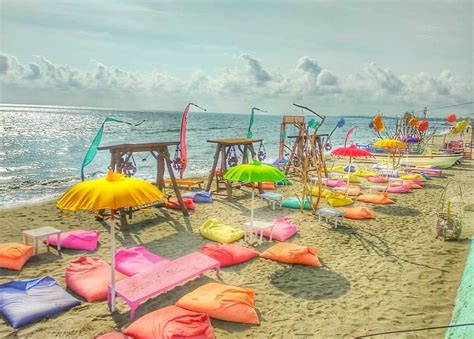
[0,104,447,207]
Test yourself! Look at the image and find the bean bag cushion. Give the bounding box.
[167,197,196,210]
[400,174,426,181]
[282,197,312,210]
[176,283,259,325]
[420,173,432,180]
[387,185,412,193]
[329,166,345,173]
[342,174,361,183]
[340,185,361,196]
[0,276,80,329]
[326,193,353,207]
[193,191,213,203]
[325,179,345,187]
[199,219,244,243]
[123,305,215,339]
[305,185,331,198]
[96,333,128,339]
[44,230,100,251]
[367,176,388,183]
[262,217,298,241]
[260,242,322,267]
[344,164,357,172]
[403,180,423,189]
[201,243,258,267]
[275,178,293,186]
[115,246,169,276]
[0,243,33,271]
[338,207,375,220]
[252,182,276,190]
[65,256,126,302]
[357,192,394,204]
[354,169,376,177]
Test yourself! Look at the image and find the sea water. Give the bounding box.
[0,104,447,207]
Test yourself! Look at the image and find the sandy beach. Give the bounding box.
[0,157,473,339]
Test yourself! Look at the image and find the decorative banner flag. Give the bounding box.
[80,117,145,180]
[344,126,358,147]
[178,103,206,178]
[247,107,267,138]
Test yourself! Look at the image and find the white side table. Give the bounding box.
[260,192,283,210]
[243,220,274,244]
[23,226,61,255]
[317,208,344,229]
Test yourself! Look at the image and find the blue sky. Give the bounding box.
[0,0,472,116]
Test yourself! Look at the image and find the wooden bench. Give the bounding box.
[109,252,221,319]
[164,178,204,189]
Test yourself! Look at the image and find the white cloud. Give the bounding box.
[0,51,471,114]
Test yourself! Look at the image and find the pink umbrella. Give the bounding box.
[331,145,373,195]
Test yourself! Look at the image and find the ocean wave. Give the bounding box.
[0,176,79,191]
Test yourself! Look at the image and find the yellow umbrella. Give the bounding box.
[373,139,407,175]
[57,170,166,312]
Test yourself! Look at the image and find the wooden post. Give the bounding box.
[163,148,189,217]
[156,151,165,190]
[221,146,232,198]
[206,145,221,192]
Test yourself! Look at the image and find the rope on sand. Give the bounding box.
[355,322,474,338]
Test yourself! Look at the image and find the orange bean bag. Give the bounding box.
[65,256,126,302]
[367,176,388,183]
[341,185,361,196]
[167,197,196,210]
[176,283,259,325]
[252,182,276,190]
[123,305,215,339]
[338,207,375,220]
[403,180,423,189]
[356,192,394,204]
[260,242,321,267]
[201,243,259,267]
[0,243,33,271]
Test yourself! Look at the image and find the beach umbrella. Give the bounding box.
[57,170,166,312]
[446,114,457,123]
[331,145,373,195]
[223,160,285,226]
[374,139,407,173]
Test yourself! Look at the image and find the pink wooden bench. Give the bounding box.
[108,251,221,319]
[405,167,443,177]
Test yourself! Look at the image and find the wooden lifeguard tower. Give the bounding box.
[205,138,263,198]
[98,142,189,223]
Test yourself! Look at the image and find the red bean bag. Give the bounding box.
[45,230,100,251]
[260,242,321,267]
[403,180,423,189]
[367,176,388,183]
[324,179,345,187]
[176,283,259,325]
[201,243,259,267]
[357,192,394,204]
[338,207,375,219]
[167,197,196,210]
[0,243,33,271]
[123,305,215,339]
[65,256,126,302]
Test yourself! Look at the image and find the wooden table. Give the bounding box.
[205,138,262,197]
[98,142,189,223]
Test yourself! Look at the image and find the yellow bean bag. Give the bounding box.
[199,218,244,244]
[176,283,259,324]
[329,165,345,173]
[399,174,426,181]
[354,169,376,177]
[260,242,321,267]
[326,193,353,207]
[0,243,34,271]
[342,174,361,183]
[303,185,331,198]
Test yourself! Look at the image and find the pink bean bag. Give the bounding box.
[95,333,128,339]
[201,243,259,267]
[387,185,412,193]
[403,180,423,189]
[262,217,298,241]
[45,230,100,251]
[367,176,388,183]
[115,246,168,276]
[325,179,345,188]
[65,256,126,302]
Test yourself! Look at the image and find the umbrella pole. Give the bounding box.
[110,209,116,312]
[251,189,254,226]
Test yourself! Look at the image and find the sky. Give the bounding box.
[0,0,472,116]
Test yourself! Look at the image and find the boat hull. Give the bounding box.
[358,154,463,169]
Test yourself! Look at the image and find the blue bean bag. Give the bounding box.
[193,191,212,203]
[0,276,80,328]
